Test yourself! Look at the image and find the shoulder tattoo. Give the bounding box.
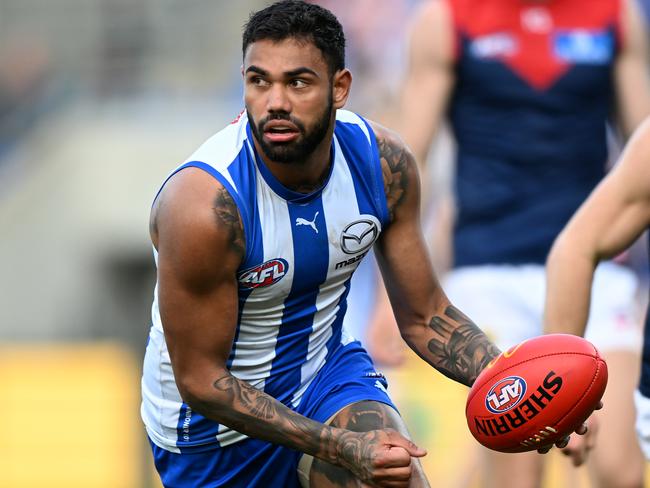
[377,134,410,221]
[213,187,245,258]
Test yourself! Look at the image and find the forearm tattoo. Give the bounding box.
[207,374,339,460]
[377,134,409,221]
[212,187,245,257]
[426,305,501,387]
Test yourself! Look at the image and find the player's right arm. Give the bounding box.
[152,168,424,486]
[544,118,650,336]
[365,0,456,366]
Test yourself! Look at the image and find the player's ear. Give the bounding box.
[332,68,352,110]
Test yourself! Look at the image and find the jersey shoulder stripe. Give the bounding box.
[334,111,389,227]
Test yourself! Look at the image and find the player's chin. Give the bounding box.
[261,144,298,163]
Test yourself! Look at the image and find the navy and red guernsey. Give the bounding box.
[447,0,623,267]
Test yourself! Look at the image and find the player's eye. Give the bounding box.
[289,79,309,89]
[249,76,270,87]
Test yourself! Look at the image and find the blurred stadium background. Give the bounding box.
[0,1,647,487]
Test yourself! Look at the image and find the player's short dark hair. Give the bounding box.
[242,0,346,75]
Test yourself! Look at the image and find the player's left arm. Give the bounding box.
[545,117,650,336]
[371,121,501,387]
[614,0,650,137]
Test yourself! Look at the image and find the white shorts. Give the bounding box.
[634,390,650,459]
[443,262,642,352]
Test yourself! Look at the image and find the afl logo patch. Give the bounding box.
[341,219,379,255]
[238,258,289,289]
[485,376,527,414]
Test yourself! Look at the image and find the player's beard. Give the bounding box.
[248,92,333,164]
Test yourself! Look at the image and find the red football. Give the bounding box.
[465,334,608,453]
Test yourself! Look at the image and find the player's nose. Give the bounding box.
[266,84,291,113]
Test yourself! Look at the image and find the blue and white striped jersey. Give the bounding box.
[142,110,389,452]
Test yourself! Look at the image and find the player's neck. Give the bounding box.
[255,132,334,194]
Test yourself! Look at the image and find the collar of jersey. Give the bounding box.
[246,123,336,204]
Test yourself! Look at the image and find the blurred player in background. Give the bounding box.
[140,1,528,486]
[369,0,650,486]
[313,0,418,350]
[544,116,650,472]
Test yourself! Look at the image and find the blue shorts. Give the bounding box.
[149,341,396,488]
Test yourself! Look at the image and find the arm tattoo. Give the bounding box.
[377,135,409,221]
[427,305,501,387]
[212,187,245,257]
[208,374,339,460]
[212,376,277,424]
[203,376,406,478]
[310,402,391,484]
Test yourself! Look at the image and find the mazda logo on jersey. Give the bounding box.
[238,258,289,288]
[341,219,379,255]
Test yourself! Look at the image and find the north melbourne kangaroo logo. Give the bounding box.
[296,212,319,234]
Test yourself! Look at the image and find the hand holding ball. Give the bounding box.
[465,334,607,453]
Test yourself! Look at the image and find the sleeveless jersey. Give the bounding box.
[447,0,622,266]
[141,110,389,453]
